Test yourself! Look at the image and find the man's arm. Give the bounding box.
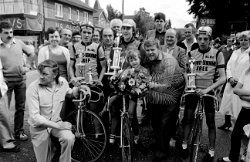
[97,46,106,82]
[21,40,35,57]
[205,67,226,93]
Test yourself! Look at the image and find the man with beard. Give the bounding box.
[0,21,34,141]
[146,12,166,49]
[144,38,185,161]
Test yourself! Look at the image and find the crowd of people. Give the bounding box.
[0,11,250,162]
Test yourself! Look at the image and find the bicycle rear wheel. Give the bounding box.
[121,115,133,162]
[189,116,202,162]
[66,109,107,162]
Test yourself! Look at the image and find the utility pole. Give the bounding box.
[122,0,124,19]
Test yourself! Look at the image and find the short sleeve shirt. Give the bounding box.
[70,42,105,82]
[190,48,225,88]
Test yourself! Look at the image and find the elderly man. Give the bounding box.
[27,59,84,162]
[146,12,166,49]
[0,21,34,140]
[59,28,72,49]
[110,18,122,35]
[181,26,226,162]
[144,38,185,161]
[162,28,187,72]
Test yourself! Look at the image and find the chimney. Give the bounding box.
[85,0,89,6]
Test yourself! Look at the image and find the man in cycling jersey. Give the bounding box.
[181,26,226,162]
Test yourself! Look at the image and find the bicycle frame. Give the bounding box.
[181,92,218,162]
[120,95,128,147]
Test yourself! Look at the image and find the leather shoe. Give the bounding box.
[15,131,28,141]
[218,123,232,131]
[203,153,214,162]
[217,157,232,162]
[2,145,20,152]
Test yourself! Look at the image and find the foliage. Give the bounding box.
[133,8,154,37]
[186,0,250,36]
[106,4,123,21]
[110,68,151,97]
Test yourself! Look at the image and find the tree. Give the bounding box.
[133,8,154,37]
[106,4,123,21]
[186,0,250,36]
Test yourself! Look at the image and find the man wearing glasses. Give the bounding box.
[181,26,226,162]
[177,23,199,57]
[146,12,166,49]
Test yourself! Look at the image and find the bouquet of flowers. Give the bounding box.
[110,68,151,97]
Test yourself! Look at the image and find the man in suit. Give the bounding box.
[162,28,187,72]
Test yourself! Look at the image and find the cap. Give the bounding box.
[197,26,212,36]
[122,19,136,30]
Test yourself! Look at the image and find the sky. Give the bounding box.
[89,0,195,28]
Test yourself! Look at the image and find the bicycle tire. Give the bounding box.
[189,115,203,162]
[121,115,133,162]
[66,109,107,162]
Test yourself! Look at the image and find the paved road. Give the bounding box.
[0,70,233,162]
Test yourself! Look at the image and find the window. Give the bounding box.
[55,3,63,18]
[69,7,71,19]
[77,10,80,21]
[83,11,89,23]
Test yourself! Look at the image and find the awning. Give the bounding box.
[0,14,43,31]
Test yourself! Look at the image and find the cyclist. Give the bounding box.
[181,26,226,162]
[68,23,106,116]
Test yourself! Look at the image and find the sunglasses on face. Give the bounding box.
[239,39,249,42]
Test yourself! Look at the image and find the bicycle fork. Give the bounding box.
[75,108,86,139]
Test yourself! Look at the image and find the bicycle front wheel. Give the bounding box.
[66,109,107,162]
[120,115,133,162]
[189,116,203,162]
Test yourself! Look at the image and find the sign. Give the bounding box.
[45,19,81,31]
[0,15,43,31]
[200,18,216,27]
[1,17,26,30]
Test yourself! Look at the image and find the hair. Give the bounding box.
[154,12,166,22]
[126,49,141,63]
[143,38,160,49]
[80,24,94,33]
[0,21,12,33]
[110,18,122,28]
[38,59,60,84]
[46,27,59,40]
[184,23,196,34]
[238,30,250,39]
[72,30,81,37]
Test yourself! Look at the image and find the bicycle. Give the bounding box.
[101,92,133,162]
[65,83,107,162]
[181,91,218,162]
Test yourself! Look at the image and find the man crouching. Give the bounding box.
[27,59,84,162]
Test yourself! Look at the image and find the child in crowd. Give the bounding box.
[106,49,149,154]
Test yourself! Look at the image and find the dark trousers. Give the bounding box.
[148,102,180,155]
[229,107,250,162]
[6,80,26,134]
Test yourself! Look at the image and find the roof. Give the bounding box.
[93,0,102,10]
[58,0,96,12]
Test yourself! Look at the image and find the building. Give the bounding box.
[92,0,109,30]
[0,0,96,45]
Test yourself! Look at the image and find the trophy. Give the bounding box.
[76,51,86,80]
[87,67,93,83]
[186,57,196,92]
[105,32,123,75]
